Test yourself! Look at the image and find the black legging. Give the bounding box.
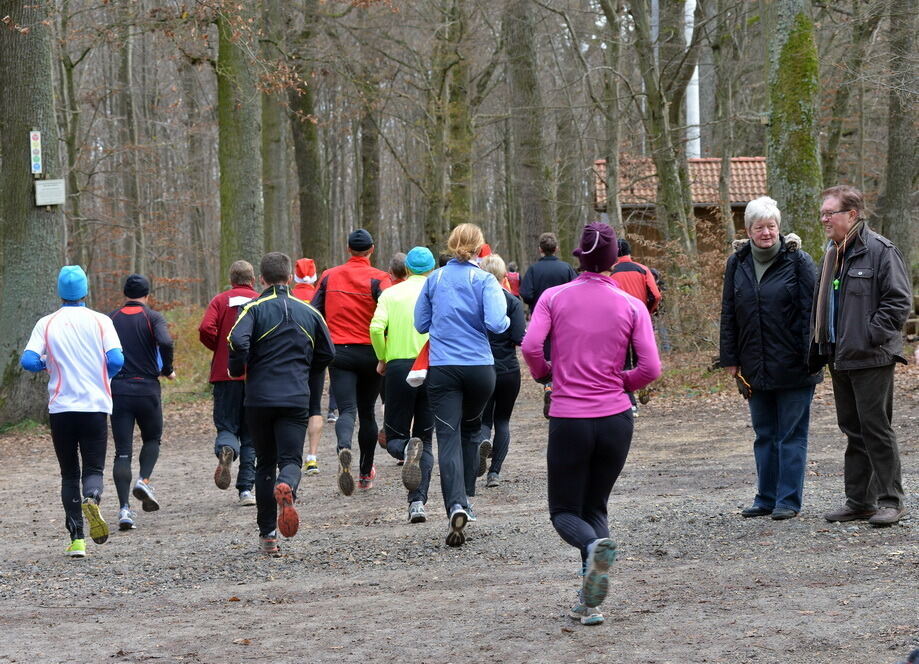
[426,365,496,514]
[50,412,108,540]
[111,393,163,507]
[329,344,382,475]
[246,406,309,537]
[382,358,435,504]
[547,412,633,563]
[480,369,521,476]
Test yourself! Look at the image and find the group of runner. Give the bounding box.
[22,221,662,626]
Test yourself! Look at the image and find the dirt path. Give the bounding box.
[0,370,916,664]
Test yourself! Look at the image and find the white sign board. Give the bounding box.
[35,179,66,206]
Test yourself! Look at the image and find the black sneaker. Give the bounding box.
[477,440,492,477]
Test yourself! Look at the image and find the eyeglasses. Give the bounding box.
[820,209,849,220]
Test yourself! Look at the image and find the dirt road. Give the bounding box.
[0,369,915,664]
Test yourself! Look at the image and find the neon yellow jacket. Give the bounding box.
[369,274,429,361]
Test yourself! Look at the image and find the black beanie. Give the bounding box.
[348,229,374,251]
[124,273,150,299]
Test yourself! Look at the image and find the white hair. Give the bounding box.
[744,196,781,231]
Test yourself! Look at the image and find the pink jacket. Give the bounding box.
[521,272,661,418]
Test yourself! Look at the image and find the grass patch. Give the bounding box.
[0,418,47,435]
[162,306,213,404]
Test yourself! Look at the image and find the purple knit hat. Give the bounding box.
[572,222,618,272]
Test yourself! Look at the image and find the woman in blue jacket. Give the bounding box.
[719,196,820,520]
[415,223,509,546]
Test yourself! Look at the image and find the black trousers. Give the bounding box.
[480,369,521,476]
[50,412,108,540]
[426,365,496,515]
[830,364,904,510]
[547,412,633,563]
[246,406,309,536]
[383,358,435,504]
[111,392,163,507]
[329,344,382,475]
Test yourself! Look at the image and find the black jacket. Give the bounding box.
[720,238,821,391]
[109,301,174,396]
[809,224,912,371]
[520,255,577,310]
[228,285,335,408]
[488,291,526,374]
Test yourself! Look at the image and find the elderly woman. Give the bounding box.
[720,196,820,520]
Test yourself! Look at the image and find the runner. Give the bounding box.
[312,229,391,495]
[228,252,334,554]
[292,257,328,476]
[198,260,258,505]
[522,222,660,625]
[476,254,526,488]
[109,274,176,528]
[370,246,436,523]
[20,266,123,557]
[414,223,509,546]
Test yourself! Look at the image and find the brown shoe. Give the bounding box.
[867,507,906,527]
[824,505,876,522]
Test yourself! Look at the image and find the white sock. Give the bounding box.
[306,455,317,462]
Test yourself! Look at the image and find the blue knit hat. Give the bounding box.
[405,247,435,274]
[57,265,88,301]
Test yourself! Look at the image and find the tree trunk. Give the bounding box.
[766,1,822,254]
[0,0,67,424]
[118,0,145,274]
[358,111,381,237]
[598,0,624,234]
[875,0,917,264]
[821,2,882,188]
[712,0,737,244]
[261,0,291,254]
[504,0,551,269]
[445,0,472,230]
[289,0,329,268]
[217,11,264,279]
[423,12,449,250]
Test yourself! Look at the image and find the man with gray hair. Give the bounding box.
[811,185,912,526]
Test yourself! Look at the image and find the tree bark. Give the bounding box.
[261,0,291,253]
[598,0,624,234]
[358,111,381,237]
[0,0,68,424]
[117,0,145,274]
[445,0,472,230]
[217,11,264,279]
[711,0,738,244]
[766,1,822,253]
[875,0,917,264]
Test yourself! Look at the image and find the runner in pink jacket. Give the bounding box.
[521,222,661,626]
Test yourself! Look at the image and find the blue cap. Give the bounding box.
[405,247,435,274]
[58,265,88,301]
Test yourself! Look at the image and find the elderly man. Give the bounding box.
[811,185,912,526]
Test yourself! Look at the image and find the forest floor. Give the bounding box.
[0,360,916,664]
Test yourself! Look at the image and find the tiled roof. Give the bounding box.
[593,156,767,208]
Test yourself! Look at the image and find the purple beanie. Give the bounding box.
[572,222,618,273]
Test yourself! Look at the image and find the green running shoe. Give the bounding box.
[66,539,86,558]
[81,498,109,545]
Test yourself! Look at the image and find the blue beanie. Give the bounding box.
[58,265,88,301]
[405,246,435,274]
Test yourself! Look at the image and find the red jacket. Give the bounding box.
[506,271,521,297]
[292,258,317,302]
[312,256,391,345]
[610,255,662,313]
[198,284,259,382]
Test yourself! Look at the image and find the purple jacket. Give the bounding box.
[522,272,661,418]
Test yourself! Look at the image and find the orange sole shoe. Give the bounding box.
[274,483,299,538]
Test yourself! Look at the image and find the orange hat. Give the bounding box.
[294,258,317,284]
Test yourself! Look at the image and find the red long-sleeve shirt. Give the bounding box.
[198,284,258,382]
[311,256,391,345]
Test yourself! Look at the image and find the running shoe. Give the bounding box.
[466,504,477,522]
[446,504,468,547]
[337,448,354,496]
[401,437,423,491]
[327,410,338,424]
[358,466,376,490]
[66,539,86,558]
[260,531,280,555]
[118,507,137,531]
[214,445,234,490]
[304,459,319,476]
[132,479,160,512]
[408,501,427,524]
[581,538,617,608]
[274,483,299,538]
[477,440,492,477]
[238,490,256,506]
[570,593,604,626]
[81,497,109,545]
[486,472,500,488]
[377,430,387,450]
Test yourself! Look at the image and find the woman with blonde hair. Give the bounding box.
[414,223,509,546]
